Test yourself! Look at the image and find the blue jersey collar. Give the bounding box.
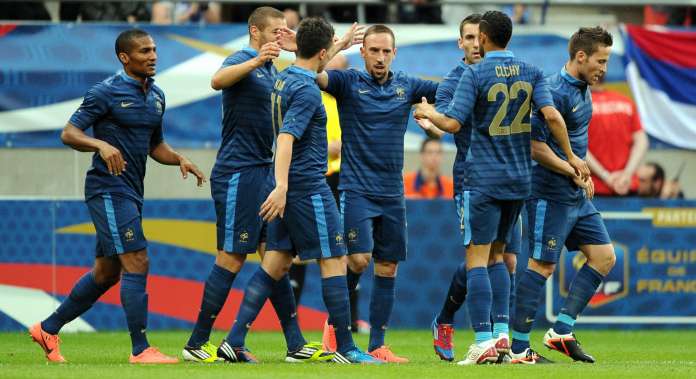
[561,66,587,88]
[483,50,514,60]
[458,59,469,69]
[289,65,317,79]
[118,70,154,90]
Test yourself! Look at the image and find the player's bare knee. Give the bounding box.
[374,260,397,277]
[216,251,246,273]
[319,256,347,277]
[348,254,370,273]
[119,250,149,274]
[93,270,120,288]
[503,253,517,273]
[529,259,555,278]
[589,245,616,275]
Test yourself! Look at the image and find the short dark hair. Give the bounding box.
[459,13,482,38]
[568,26,613,60]
[248,6,284,32]
[420,136,441,153]
[115,29,150,58]
[646,162,665,182]
[479,11,512,48]
[364,24,396,48]
[296,17,334,59]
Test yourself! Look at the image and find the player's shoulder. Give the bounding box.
[90,74,121,97]
[151,83,165,100]
[225,48,255,63]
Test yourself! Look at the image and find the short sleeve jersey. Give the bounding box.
[274,66,328,198]
[69,71,165,203]
[212,48,278,179]
[436,60,471,195]
[325,69,438,197]
[445,50,553,200]
[531,67,592,204]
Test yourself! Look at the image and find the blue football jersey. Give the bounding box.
[531,67,592,204]
[445,50,553,200]
[325,69,438,197]
[436,60,471,195]
[211,48,278,179]
[273,66,328,198]
[69,71,165,203]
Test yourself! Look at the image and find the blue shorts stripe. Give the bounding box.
[311,194,331,258]
[223,173,241,252]
[463,191,471,245]
[339,192,345,229]
[532,199,548,260]
[102,194,124,254]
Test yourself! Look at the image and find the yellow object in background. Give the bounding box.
[322,91,341,175]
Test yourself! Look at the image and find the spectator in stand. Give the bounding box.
[0,2,50,20]
[60,2,150,23]
[587,79,649,196]
[503,3,530,24]
[635,162,684,199]
[404,137,454,199]
[151,2,221,24]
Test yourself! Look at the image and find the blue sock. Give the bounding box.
[368,275,395,352]
[488,263,510,338]
[508,272,516,324]
[466,267,492,344]
[42,271,110,335]
[186,264,236,348]
[269,274,306,351]
[321,275,355,354]
[511,269,547,354]
[436,262,467,325]
[120,272,150,355]
[226,268,275,347]
[346,268,362,292]
[553,264,603,335]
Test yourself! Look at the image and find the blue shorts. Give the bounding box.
[456,190,524,246]
[267,184,346,261]
[211,166,273,254]
[506,216,522,255]
[86,193,147,256]
[340,191,407,262]
[526,197,611,263]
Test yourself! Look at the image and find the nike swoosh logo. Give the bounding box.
[245,323,252,328]
[121,102,134,108]
[358,89,370,94]
[256,72,264,78]
[572,105,580,112]
[525,317,535,323]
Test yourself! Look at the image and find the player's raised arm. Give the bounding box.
[317,23,364,89]
[211,43,280,90]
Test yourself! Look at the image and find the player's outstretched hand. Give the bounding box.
[179,158,206,187]
[567,154,590,181]
[278,27,297,52]
[260,186,287,222]
[413,97,435,120]
[336,22,365,51]
[98,142,127,176]
[415,117,444,137]
[256,42,281,66]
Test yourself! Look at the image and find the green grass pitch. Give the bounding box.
[1,329,695,378]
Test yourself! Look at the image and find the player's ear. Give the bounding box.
[457,37,464,49]
[118,52,129,65]
[249,25,259,41]
[576,50,587,64]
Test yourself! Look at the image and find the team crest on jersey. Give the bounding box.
[335,233,344,245]
[153,94,163,114]
[395,86,406,100]
[559,242,629,307]
[124,228,135,242]
[547,237,558,250]
[239,231,249,244]
[347,228,358,243]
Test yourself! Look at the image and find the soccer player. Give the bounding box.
[422,14,523,363]
[509,27,615,364]
[414,10,588,365]
[317,24,439,363]
[30,29,205,364]
[182,7,333,363]
[219,17,379,364]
